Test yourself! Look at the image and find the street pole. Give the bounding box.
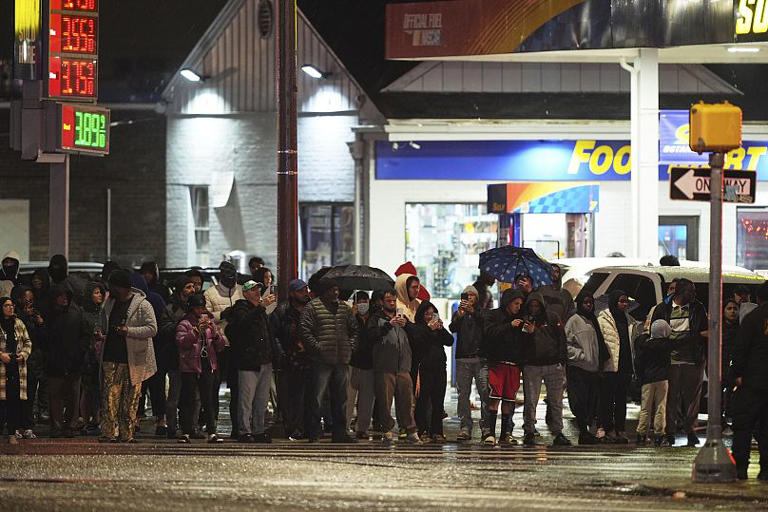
[49,154,70,257]
[693,151,736,482]
[276,0,299,299]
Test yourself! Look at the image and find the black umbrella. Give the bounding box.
[319,264,395,291]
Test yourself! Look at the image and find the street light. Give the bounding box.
[180,68,203,82]
[301,64,330,79]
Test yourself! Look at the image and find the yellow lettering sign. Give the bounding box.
[736,0,768,35]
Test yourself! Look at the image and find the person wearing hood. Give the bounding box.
[450,284,490,442]
[48,254,86,305]
[30,269,51,321]
[13,287,45,438]
[98,269,158,443]
[159,276,197,439]
[175,293,225,443]
[472,272,496,310]
[0,297,32,444]
[272,279,314,441]
[408,301,453,443]
[539,264,575,323]
[565,291,609,445]
[139,262,170,304]
[79,281,106,435]
[228,281,283,443]
[521,292,571,447]
[130,272,168,436]
[597,290,638,444]
[650,278,707,447]
[514,273,534,299]
[45,285,90,437]
[299,279,358,443]
[395,262,431,302]
[482,288,528,446]
[394,273,421,323]
[0,251,21,297]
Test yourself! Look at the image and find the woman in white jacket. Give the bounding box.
[597,290,638,444]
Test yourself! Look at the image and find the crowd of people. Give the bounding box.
[0,251,766,480]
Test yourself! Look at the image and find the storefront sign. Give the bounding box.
[735,0,768,42]
[488,182,599,214]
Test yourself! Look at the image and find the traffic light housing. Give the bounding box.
[689,101,742,154]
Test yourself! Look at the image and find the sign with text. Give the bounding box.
[47,0,99,101]
[669,167,756,203]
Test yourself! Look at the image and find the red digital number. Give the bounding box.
[62,0,97,12]
[62,15,96,54]
[60,59,95,97]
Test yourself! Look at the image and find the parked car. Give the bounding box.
[18,261,104,285]
[556,257,656,299]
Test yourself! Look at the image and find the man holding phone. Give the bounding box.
[450,285,490,442]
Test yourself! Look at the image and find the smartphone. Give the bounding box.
[460,293,469,301]
[396,308,405,319]
[269,285,275,295]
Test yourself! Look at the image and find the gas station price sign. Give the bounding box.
[59,103,110,155]
[47,0,99,101]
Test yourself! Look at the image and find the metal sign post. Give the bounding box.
[692,151,736,482]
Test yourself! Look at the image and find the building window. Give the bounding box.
[405,203,498,299]
[737,208,768,271]
[190,186,210,267]
[300,203,354,280]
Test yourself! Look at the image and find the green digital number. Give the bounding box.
[73,111,106,149]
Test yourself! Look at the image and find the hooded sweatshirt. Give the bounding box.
[395,262,431,301]
[45,285,90,376]
[482,288,529,364]
[407,301,453,371]
[522,292,568,366]
[394,273,421,322]
[450,285,485,359]
[0,250,21,283]
[634,319,683,385]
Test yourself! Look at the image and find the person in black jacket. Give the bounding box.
[349,291,376,439]
[731,282,768,480]
[450,285,490,442]
[45,285,90,437]
[482,288,528,446]
[651,278,708,447]
[521,292,571,447]
[229,281,282,443]
[722,298,739,431]
[408,301,453,443]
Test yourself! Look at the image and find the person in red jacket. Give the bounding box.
[175,293,226,443]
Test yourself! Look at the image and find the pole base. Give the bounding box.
[692,438,737,483]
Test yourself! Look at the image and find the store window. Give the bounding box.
[405,203,498,299]
[659,216,699,261]
[189,186,210,267]
[300,203,355,280]
[737,208,768,271]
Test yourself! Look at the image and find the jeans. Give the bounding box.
[566,365,599,432]
[165,370,184,434]
[638,380,668,436]
[309,363,349,440]
[523,363,565,436]
[277,367,313,437]
[0,372,22,434]
[181,370,216,435]
[666,363,704,435]
[415,367,447,436]
[238,365,273,435]
[455,358,489,432]
[599,372,631,432]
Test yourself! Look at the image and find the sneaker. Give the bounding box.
[332,434,357,444]
[177,434,191,444]
[207,433,223,443]
[482,433,496,446]
[355,431,368,440]
[253,432,272,444]
[85,425,101,436]
[398,428,407,440]
[552,433,572,446]
[456,429,471,442]
[13,430,23,439]
[238,434,255,443]
[420,434,432,444]
[523,433,536,446]
[155,425,168,437]
[8,435,18,445]
[382,431,393,445]
[431,434,446,444]
[653,434,664,447]
[636,433,647,445]
[405,432,422,445]
[499,434,517,446]
[191,430,206,440]
[23,429,36,440]
[578,432,599,445]
[687,433,700,447]
[661,434,675,447]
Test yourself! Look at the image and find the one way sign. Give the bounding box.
[669,167,756,203]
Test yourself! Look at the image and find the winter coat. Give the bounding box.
[0,250,21,297]
[651,299,707,365]
[482,289,528,365]
[564,314,601,373]
[539,284,575,323]
[522,292,567,366]
[350,314,374,370]
[159,293,189,372]
[299,298,358,365]
[271,301,311,370]
[407,321,453,372]
[45,288,90,376]
[0,317,32,400]
[733,303,768,391]
[394,273,421,322]
[597,308,638,374]
[634,334,685,385]
[100,288,158,386]
[175,312,226,374]
[450,309,485,359]
[368,313,412,374]
[228,299,281,371]
[204,283,244,343]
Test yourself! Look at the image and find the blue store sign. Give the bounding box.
[376,112,768,181]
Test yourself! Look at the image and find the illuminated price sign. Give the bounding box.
[735,0,768,41]
[47,0,99,101]
[60,103,110,155]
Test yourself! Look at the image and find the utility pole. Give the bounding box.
[276,0,299,299]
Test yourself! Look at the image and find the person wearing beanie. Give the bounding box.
[299,278,358,443]
[450,284,490,442]
[98,269,158,443]
[175,293,225,443]
[634,319,683,446]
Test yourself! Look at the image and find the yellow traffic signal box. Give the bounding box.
[689,102,742,153]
